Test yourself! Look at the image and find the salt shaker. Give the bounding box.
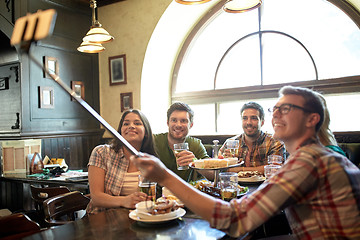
[212,139,220,158]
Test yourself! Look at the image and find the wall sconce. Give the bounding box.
[77,0,113,53]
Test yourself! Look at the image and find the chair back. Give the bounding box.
[30,185,71,211]
[43,191,90,226]
[0,213,41,240]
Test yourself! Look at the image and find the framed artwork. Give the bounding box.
[0,77,9,90]
[39,86,54,109]
[109,54,127,86]
[120,92,133,112]
[71,81,85,101]
[43,56,59,79]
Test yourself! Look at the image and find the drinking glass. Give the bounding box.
[267,155,283,165]
[219,172,238,201]
[174,142,189,170]
[138,175,157,201]
[226,139,239,158]
[264,164,281,179]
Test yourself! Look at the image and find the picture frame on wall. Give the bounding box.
[109,54,127,86]
[43,56,59,79]
[120,92,133,112]
[39,86,54,109]
[71,81,85,101]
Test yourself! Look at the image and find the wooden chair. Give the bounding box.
[30,185,71,227]
[0,213,41,240]
[31,185,71,210]
[43,191,90,226]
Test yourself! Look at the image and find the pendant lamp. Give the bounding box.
[223,0,262,13]
[77,0,113,53]
[175,0,211,5]
[77,41,105,53]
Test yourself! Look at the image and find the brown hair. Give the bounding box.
[111,109,157,156]
[279,86,324,132]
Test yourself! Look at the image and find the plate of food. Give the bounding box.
[189,158,242,170]
[130,199,185,223]
[238,171,266,183]
[190,179,249,198]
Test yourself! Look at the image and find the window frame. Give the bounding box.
[171,0,360,105]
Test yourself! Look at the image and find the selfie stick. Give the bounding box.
[10,9,142,157]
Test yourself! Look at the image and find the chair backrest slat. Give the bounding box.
[44,191,90,226]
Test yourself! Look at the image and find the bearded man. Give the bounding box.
[219,102,285,173]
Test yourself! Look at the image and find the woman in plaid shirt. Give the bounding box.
[132,86,360,239]
[87,109,157,214]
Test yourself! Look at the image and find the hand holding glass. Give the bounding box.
[225,140,239,158]
[219,172,238,201]
[174,142,189,170]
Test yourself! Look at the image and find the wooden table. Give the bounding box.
[22,182,264,240]
[23,207,245,240]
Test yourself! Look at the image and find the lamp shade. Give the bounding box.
[83,26,114,44]
[223,0,262,13]
[77,41,105,53]
[175,0,211,4]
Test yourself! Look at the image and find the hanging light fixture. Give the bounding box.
[223,0,262,13]
[175,0,211,5]
[77,0,113,53]
[77,41,105,53]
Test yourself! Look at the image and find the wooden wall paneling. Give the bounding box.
[64,137,71,166]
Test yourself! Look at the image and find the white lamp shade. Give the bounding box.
[223,0,262,13]
[175,0,212,5]
[83,27,114,44]
[77,41,105,53]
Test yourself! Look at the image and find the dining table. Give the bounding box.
[23,207,249,240]
[22,183,265,240]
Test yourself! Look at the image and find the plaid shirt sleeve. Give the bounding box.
[210,143,360,239]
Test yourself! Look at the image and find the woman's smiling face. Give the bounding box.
[121,112,145,146]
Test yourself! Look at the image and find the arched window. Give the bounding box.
[171,0,360,135]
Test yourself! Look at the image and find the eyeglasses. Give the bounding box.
[268,104,311,115]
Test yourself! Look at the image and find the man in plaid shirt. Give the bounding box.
[132,86,360,239]
[218,102,285,174]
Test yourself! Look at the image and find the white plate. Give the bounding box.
[129,208,186,223]
[238,175,265,183]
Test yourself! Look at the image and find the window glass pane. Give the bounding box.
[217,99,278,135]
[175,9,259,93]
[215,35,261,89]
[217,101,243,135]
[324,93,360,131]
[188,104,216,135]
[262,33,316,84]
[261,0,360,79]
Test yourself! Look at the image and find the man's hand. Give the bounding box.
[175,150,195,167]
[130,153,169,184]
